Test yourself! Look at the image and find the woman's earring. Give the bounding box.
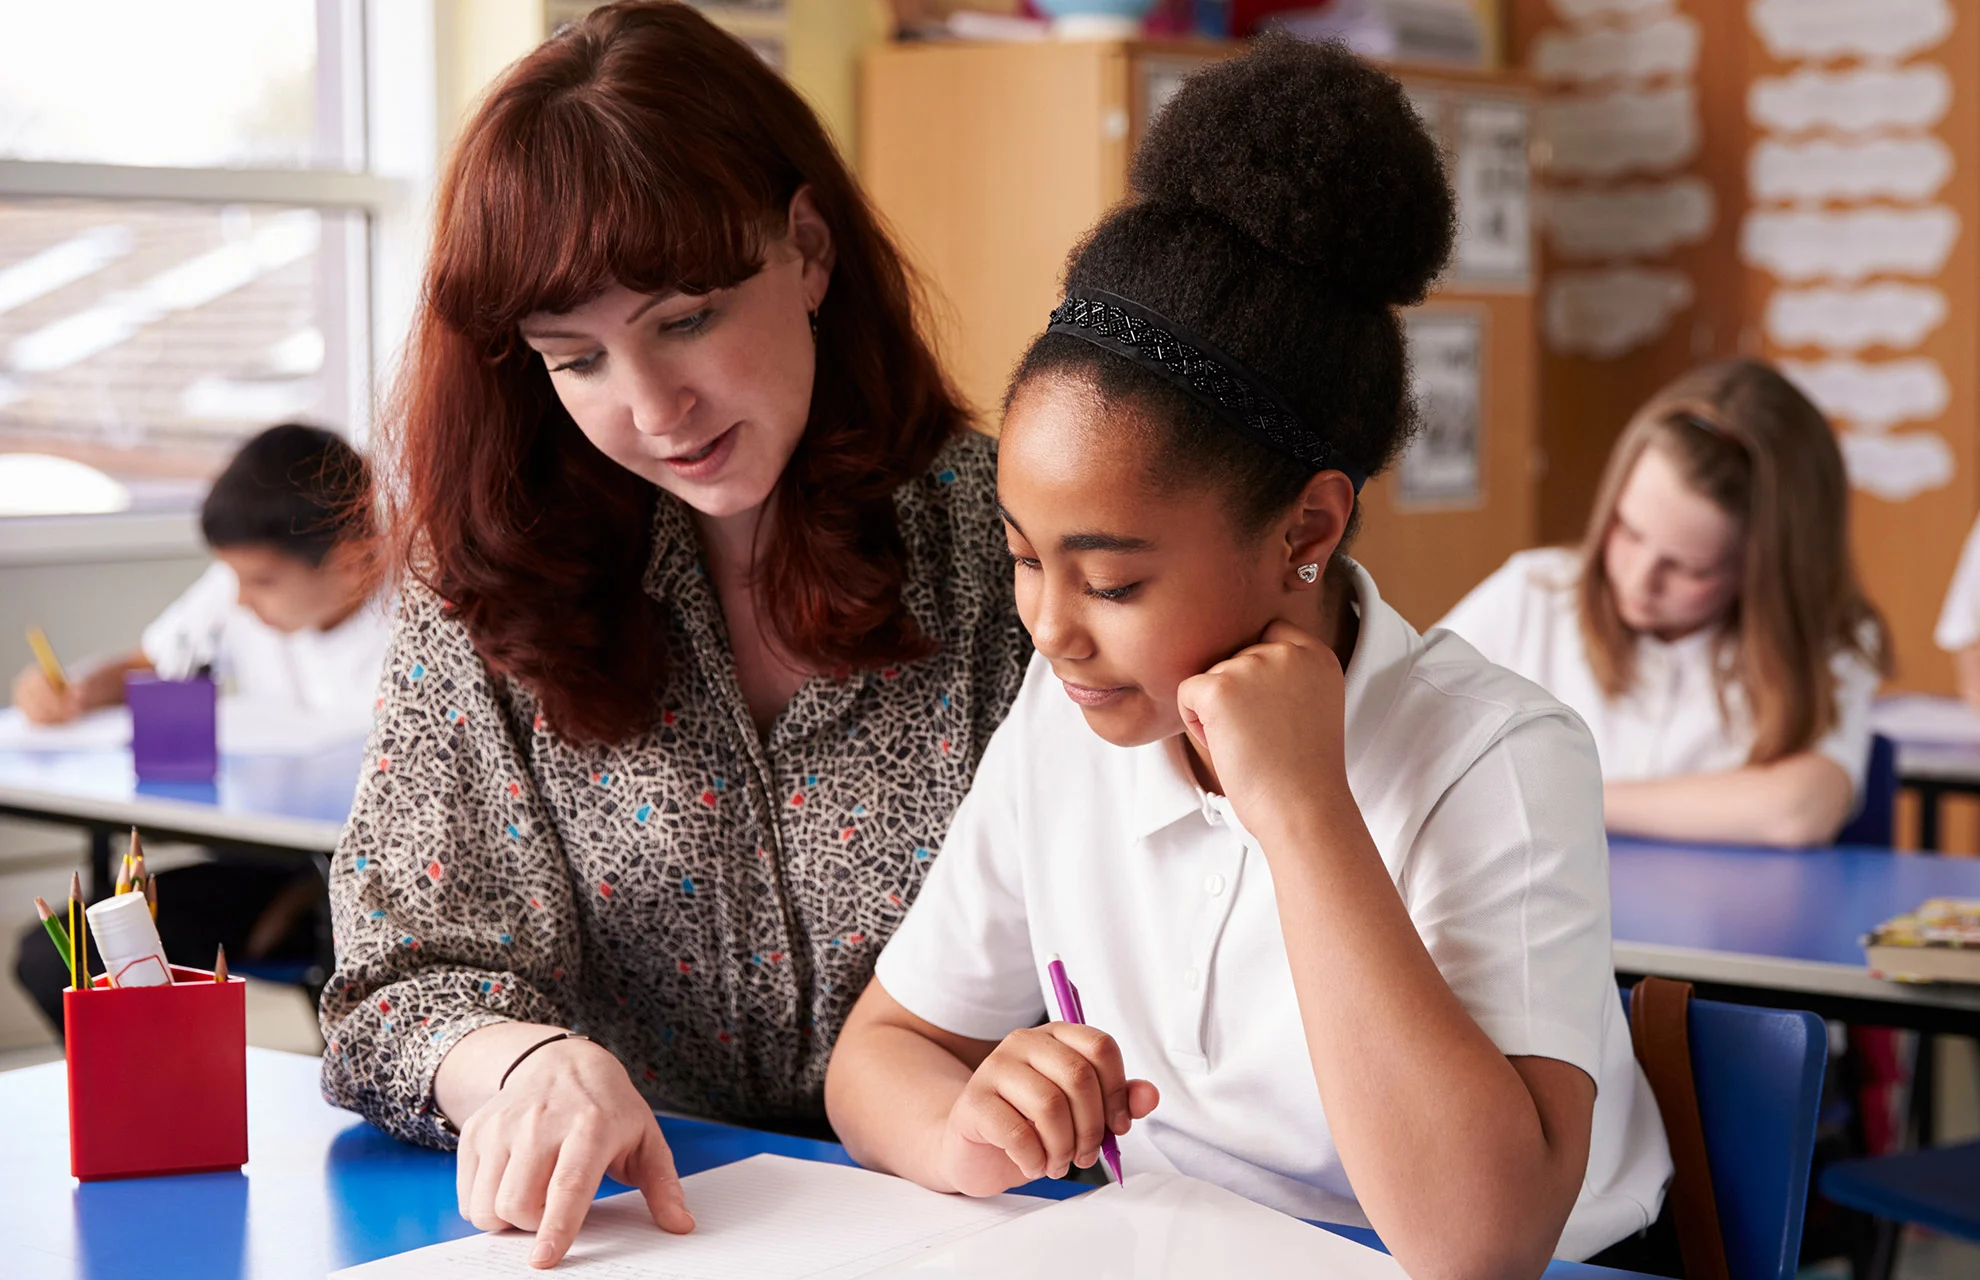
[807,308,819,340]
[1297,563,1319,584]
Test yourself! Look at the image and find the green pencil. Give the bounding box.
[33,896,72,972]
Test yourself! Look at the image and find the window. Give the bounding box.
[0,0,398,531]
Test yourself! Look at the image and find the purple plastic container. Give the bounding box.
[126,672,218,783]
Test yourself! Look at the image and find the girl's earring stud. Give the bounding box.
[1297,563,1319,584]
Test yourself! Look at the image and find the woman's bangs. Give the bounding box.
[437,103,776,345]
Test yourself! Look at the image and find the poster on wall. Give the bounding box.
[1452,98,1532,287]
[1400,312,1485,508]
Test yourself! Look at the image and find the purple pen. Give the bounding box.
[1045,953,1125,1184]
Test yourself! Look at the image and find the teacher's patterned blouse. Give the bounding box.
[319,431,1027,1147]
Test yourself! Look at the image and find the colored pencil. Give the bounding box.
[25,626,66,694]
[33,896,71,972]
[213,944,228,984]
[144,876,157,921]
[115,854,132,896]
[68,872,82,993]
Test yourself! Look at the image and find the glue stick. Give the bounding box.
[85,892,173,988]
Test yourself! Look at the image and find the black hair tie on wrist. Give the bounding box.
[499,1031,593,1091]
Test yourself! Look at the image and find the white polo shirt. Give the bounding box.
[1437,548,1878,794]
[1935,516,1980,651]
[141,561,394,726]
[875,560,1671,1262]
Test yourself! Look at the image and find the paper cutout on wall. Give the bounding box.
[1749,137,1953,205]
[1748,65,1951,136]
[1541,177,1714,260]
[1538,87,1697,179]
[1739,205,1960,283]
[1547,0,1674,24]
[1750,0,1952,64]
[1780,356,1950,432]
[1765,283,1948,354]
[1532,14,1698,85]
[1544,267,1692,358]
[1839,429,1955,502]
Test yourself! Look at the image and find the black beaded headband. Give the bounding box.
[1045,288,1366,491]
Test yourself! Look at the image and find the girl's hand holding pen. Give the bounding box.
[939,1023,1158,1196]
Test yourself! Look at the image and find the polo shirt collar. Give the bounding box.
[1127,557,1415,845]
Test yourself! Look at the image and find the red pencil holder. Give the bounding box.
[64,966,248,1181]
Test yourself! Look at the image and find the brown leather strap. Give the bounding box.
[1630,976,1732,1280]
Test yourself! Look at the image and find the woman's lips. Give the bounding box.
[664,425,738,480]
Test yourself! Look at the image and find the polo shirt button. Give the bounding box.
[1183,967,1201,992]
[1203,873,1226,896]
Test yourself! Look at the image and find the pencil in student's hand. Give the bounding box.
[213,944,228,984]
[25,626,66,694]
[33,896,72,972]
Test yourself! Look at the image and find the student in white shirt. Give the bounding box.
[825,39,1671,1277]
[1934,518,1980,712]
[12,423,390,726]
[1438,360,1889,847]
[12,423,390,1038]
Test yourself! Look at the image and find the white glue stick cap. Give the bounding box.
[84,891,173,988]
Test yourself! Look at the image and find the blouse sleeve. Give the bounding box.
[317,586,584,1149]
[1937,516,1980,651]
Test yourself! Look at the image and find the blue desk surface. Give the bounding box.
[1608,837,1980,1018]
[0,740,362,853]
[0,1049,1655,1279]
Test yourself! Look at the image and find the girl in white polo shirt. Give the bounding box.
[1438,360,1889,847]
[825,37,1671,1276]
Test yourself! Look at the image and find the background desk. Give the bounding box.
[0,1049,1659,1279]
[1610,837,1980,1035]
[1871,695,1980,852]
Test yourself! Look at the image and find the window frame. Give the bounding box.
[0,0,410,564]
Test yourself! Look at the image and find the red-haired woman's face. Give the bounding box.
[520,190,834,523]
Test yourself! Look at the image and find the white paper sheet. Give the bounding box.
[1738,205,1960,284]
[1839,429,1955,501]
[1532,13,1697,86]
[1544,267,1692,359]
[1748,66,1951,136]
[0,702,368,757]
[1750,0,1951,64]
[1872,695,1980,748]
[1779,357,1949,432]
[1538,86,1697,179]
[1749,137,1952,205]
[329,1156,1043,1279]
[870,1172,1406,1279]
[1541,176,1714,260]
[1764,283,1947,354]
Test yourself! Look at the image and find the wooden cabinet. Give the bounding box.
[861,39,1538,629]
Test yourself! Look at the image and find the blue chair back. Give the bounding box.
[1835,733,1897,847]
[1621,989,1827,1280]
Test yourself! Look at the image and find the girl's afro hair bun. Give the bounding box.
[1129,34,1456,308]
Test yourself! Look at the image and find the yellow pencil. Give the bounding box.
[115,854,132,896]
[67,871,82,993]
[26,627,66,695]
[213,944,228,984]
[144,876,157,921]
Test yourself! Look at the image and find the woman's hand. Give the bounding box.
[13,665,81,724]
[938,1023,1158,1196]
[455,1037,695,1269]
[1175,619,1352,845]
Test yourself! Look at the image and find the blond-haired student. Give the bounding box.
[1439,359,1888,847]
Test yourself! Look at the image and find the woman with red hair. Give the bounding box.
[318,3,1026,1265]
